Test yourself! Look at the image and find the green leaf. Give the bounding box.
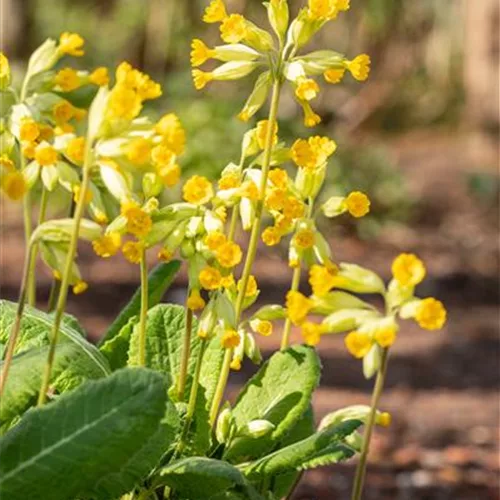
[156,457,249,500]
[0,342,109,433]
[99,316,136,371]
[0,368,171,500]
[224,345,321,463]
[271,405,315,499]
[0,301,110,380]
[243,420,362,479]
[99,261,181,346]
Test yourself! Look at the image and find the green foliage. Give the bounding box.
[99,261,181,346]
[99,316,136,370]
[0,368,172,500]
[224,345,320,463]
[0,342,108,433]
[243,419,362,479]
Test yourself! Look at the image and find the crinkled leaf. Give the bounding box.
[157,457,249,500]
[0,342,108,433]
[224,345,320,463]
[0,368,170,500]
[243,419,362,479]
[99,316,136,371]
[99,261,180,346]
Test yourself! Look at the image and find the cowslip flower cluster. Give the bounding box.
[192,0,370,126]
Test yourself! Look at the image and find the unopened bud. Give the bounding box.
[243,419,275,438]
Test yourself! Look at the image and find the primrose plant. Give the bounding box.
[0,1,447,499]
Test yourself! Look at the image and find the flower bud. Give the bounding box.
[251,304,286,321]
[242,419,275,438]
[321,196,346,218]
[204,210,225,233]
[216,405,234,444]
[319,404,390,431]
[26,39,58,76]
[214,44,261,62]
[238,71,272,123]
[288,8,322,49]
[363,343,381,379]
[0,53,11,90]
[98,160,131,202]
[239,197,255,231]
[312,291,374,315]
[180,239,196,258]
[294,50,344,75]
[185,216,204,238]
[333,263,385,294]
[142,172,163,198]
[23,162,40,189]
[265,0,289,41]
[385,278,415,311]
[32,218,102,245]
[244,332,262,364]
[244,22,275,52]
[212,61,260,82]
[322,308,379,334]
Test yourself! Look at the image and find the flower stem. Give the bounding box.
[176,340,207,455]
[280,264,301,350]
[351,348,390,500]
[209,78,283,426]
[177,294,193,401]
[138,247,149,367]
[23,190,35,306]
[37,146,93,406]
[0,243,34,397]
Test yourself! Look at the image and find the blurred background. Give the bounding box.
[1,0,499,498]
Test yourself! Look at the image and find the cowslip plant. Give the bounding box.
[0,1,447,499]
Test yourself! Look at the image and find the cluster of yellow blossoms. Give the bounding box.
[192,0,370,127]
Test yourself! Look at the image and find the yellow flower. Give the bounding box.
[183,175,214,205]
[237,275,258,297]
[155,114,186,155]
[19,119,40,142]
[283,197,305,220]
[0,154,14,171]
[268,168,288,189]
[240,180,259,200]
[392,253,426,287]
[415,298,447,330]
[221,328,240,349]
[218,172,241,190]
[265,188,287,211]
[295,78,320,101]
[345,191,370,218]
[58,32,85,56]
[92,232,121,258]
[301,321,322,346]
[191,39,215,67]
[220,273,235,288]
[205,231,227,250]
[199,266,222,290]
[89,67,109,86]
[230,358,241,370]
[35,144,58,166]
[286,290,313,325]
[256,119,278,150]
[0,52,9,81]
[308,0,339,20]
[203,0,227,23]
[1,171,26,201]
[303,102,321,127]
[158,163,181,187]
[126,138,151,165]
[121,201,152,238]
[187,290,206,311]
[73,185,93,204]
[107,85,142,121]
[261,226,281,246]
[309,264,338,297]
[294,228,315,249]
[374,327,397,348]
[152,144,175,167]
[192,69,214,90]
[345,331,372,358]
[53,100,75,123]
[291,136,336,170]
[158,248,173,262]
[346,54,371,81]
[378,412,391,427]
[250,319,273,337]
[22,142,36,159]
[216,241,242,268]
[54,67,81,92]
[66,137,86,164]
[72,279,88,295]
[122,240,144,264]
[220,14,248,44]
[324,68,346,84]
[274,214,292,232]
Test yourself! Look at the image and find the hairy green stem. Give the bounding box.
[0,243,35,396]
[138,248,149,367]
[209,78,283,426]
[351,348,390,500]
[177,295,193,401]
[176,340,207,455]
[280,264,301,350]
[37,145,93,406]
[23,188,35,306]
